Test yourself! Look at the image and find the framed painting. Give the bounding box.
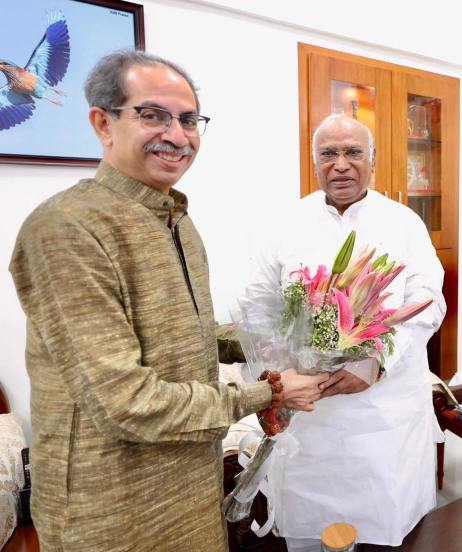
[0,0,145,166]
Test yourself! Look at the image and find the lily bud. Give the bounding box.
[371,253,389,270]
[332,230,356,275]
[381,260,396,275]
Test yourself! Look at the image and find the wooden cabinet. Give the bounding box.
[298,43,459,380]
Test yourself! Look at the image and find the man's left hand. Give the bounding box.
[319,368,369,398]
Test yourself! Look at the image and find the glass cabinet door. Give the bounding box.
[406,95,441,232]
[392,72,459,250]
[331,81,376,124]
[391,71,459,380]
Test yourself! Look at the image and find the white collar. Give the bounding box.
[323,189,372,217]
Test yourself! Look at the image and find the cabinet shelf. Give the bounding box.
[408,190,441,197]
[408,138,441,150]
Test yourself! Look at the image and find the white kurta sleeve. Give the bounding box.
[238,237,286,321]
[383,212,446,376]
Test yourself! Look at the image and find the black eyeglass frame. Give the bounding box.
[109,105,211,136]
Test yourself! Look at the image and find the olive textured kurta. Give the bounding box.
[10,162,271,551]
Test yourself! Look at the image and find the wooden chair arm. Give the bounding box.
[433,389,450,414]
[450,385,462,403]
[3,523,39,552]
[432,384,462,413]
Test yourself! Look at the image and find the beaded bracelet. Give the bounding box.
[257,370,284,436]
[258,370,284,407]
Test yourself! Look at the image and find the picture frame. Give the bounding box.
[0,0,145,167]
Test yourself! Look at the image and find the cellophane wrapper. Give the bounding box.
[222,291,367,523]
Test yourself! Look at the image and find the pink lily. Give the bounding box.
[362,293,394,320]
[348,269,379,315]
[372,264,405,293]
[308,266,331,308]
[383,298,433,326]
[335,289,354,334]
[291,265,331,308]
[289,266,311,284]
[347,263,405,317]
[311,265,330,292]
[334,289,390,349]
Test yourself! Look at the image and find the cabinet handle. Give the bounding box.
[383,190,389,198]
[397,191,403,203]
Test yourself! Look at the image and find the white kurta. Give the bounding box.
[245,190,446,546]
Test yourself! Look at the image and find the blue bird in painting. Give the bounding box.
[0,11,70,131]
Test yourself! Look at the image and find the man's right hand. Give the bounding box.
[280,369,330,411]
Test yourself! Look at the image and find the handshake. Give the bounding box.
[281,357,381,408]
[258,358,381,436]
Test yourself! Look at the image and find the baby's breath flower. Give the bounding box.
[281,280,306,329]
[311,304,338,351]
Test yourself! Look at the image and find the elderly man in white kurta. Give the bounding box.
[244,114,446,550]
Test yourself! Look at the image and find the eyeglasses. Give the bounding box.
[110,105,210,136]
[317,147,367,164]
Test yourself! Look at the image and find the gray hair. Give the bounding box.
[84,50,201,113]
[312,114,375,162]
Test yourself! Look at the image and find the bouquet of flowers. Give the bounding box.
[222,230,433,524]
[280,230,433,373]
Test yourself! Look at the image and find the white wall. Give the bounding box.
[187,0,462,68]
[2,0,461,440]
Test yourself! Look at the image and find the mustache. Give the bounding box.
[143,142,194,156]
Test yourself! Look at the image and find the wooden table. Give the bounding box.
[359,498,462,551]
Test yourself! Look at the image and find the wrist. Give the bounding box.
[257,370,285,437]
[258,370,284,407]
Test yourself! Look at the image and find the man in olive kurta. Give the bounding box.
[9,52,327,551]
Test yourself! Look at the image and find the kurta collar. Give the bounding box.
[323,188,371,217]
[94,161,188,218]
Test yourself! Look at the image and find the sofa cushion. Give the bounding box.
[0,414,26,548]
